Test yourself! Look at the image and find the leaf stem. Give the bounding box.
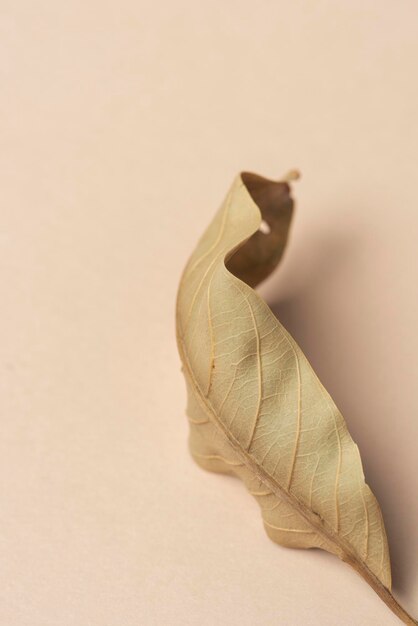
[345,555,417,625]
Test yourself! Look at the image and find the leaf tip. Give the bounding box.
[281,169,301,183]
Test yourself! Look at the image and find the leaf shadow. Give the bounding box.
[262,225,416,597]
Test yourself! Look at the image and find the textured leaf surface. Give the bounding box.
[176,172,416,624]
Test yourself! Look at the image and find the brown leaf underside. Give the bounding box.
[176,172,417,625]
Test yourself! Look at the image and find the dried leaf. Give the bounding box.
[176,171,417,624]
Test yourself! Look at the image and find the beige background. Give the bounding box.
[1,1,417,625]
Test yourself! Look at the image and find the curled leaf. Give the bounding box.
[176,171,417,625]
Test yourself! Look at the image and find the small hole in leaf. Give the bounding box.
[259,220,271,235]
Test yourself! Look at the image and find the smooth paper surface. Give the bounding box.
[1,1,417,625]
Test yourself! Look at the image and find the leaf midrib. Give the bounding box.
[176,314,418,624]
